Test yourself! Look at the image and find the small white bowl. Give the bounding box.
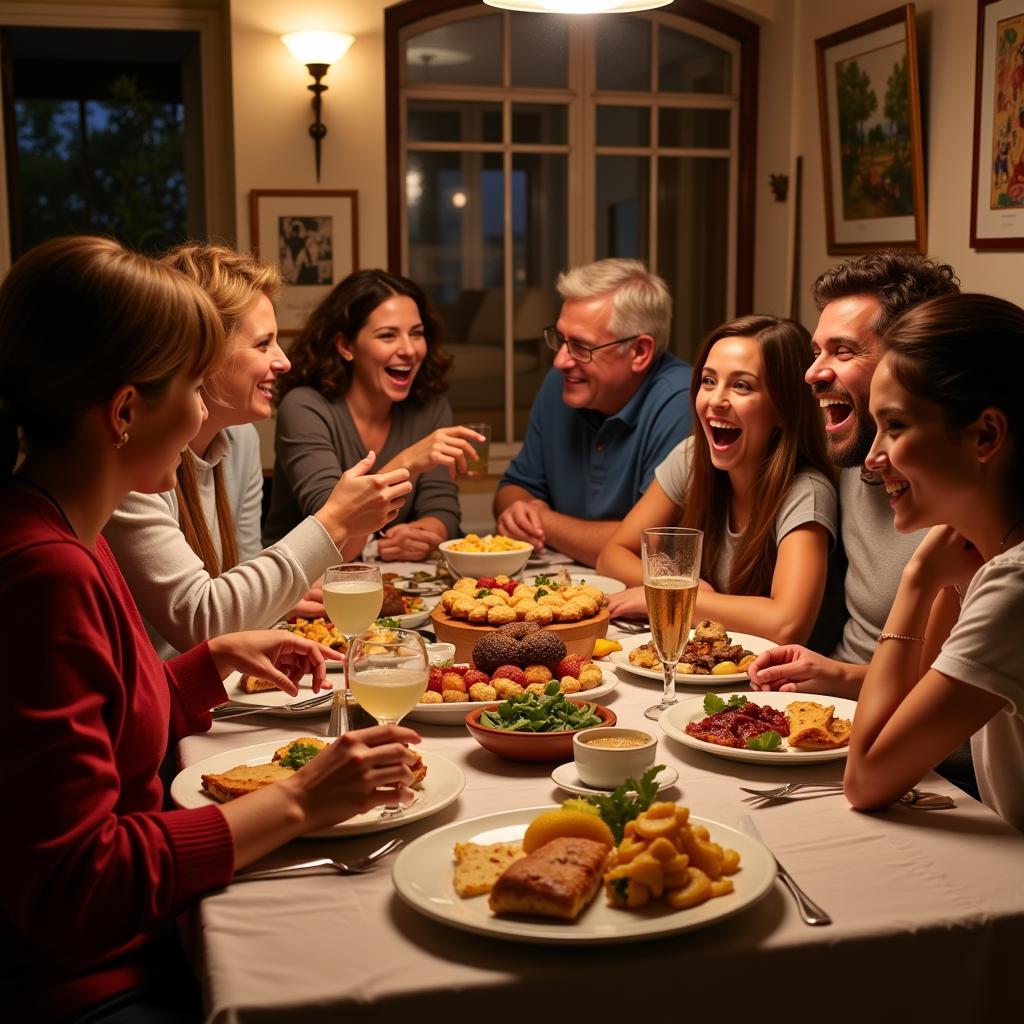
[438,539,532,580]
[425,642,456,666]
[573,726,658,790]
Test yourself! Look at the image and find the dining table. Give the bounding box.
[177,561,1024,1024]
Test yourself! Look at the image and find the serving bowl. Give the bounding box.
[464,701,617,763]
[438,539,532,580]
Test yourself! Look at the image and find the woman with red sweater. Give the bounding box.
[0,237,418,1023]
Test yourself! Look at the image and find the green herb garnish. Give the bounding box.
[745,731,782,752]
[277,741,324,770]
[703,692,749,715]
[478,689,602,733]
[534,588,548,599]
[375,616,401,628]
[580,765,665,843]
[475,588,492,598]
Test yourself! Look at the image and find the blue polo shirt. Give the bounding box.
[500,354,692,521]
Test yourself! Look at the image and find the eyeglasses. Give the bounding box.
[542,326,641,363]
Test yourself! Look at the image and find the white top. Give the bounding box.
[932,538,1024,831]
[831,468,927,664]
[654,436,838,593]
[104,424,341,659]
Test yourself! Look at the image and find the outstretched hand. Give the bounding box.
[378,521,446,561]
[207,630,341,695]
[318,450,412,543]
[399,426,487,480]
[746,644,853,697]
[496,498,548,553]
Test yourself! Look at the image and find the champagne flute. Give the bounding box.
[641,528,703,721]
[322,563,383,737]
[346,627,428,818]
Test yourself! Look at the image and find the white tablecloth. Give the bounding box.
[178,571,1024,1023]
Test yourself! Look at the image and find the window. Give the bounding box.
[386,2,757,443]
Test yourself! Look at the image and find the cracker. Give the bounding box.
[453,841,525,898]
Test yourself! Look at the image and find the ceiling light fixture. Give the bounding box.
[281,30,355,183]
[482,1,672,13]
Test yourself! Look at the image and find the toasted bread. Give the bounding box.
[787,701,852,749]
[453,841,525,898]
[239,674,277,694]
[201,761,295,802]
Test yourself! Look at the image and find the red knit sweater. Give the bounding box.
[0,484,235,1021]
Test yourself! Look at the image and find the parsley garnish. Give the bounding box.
[745,731,782,752]
[277,741,323,770]
[581,765,665,843]
[703,693,749,715]
[375,616,401,628]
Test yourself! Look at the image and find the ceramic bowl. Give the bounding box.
[438,539,532,580]
[464,701,617,763]
[572,726,658,789]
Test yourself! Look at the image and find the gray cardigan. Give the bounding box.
[263,386,462,545]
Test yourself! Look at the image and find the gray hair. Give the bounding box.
[556,258,672,353]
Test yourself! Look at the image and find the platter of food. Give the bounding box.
[170,741,465,837]
[659,691,856,765]
[217,671,331,717]
[609,622,774,685]
[391,803,775,944]
[524,570,626,596]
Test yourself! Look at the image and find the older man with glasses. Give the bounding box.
[494,259,692,567]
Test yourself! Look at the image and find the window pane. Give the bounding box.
[595,155,649,260]
[406,15,502,87]
[658,108,730,148]
[512,103,567,144]
[657,156,730,360]
[659,25,731,94]
[510,13,568,88]
[596,16,650,92]
[407,100,501,143]
[596,106,649,147]
[512,153,567,436]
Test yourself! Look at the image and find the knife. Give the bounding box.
[737,814,832,926]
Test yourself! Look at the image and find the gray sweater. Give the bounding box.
[263,387,462,545]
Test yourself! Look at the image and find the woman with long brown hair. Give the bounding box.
[264,269,484,561]
[600,315,840,648]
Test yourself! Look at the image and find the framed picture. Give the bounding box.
[249,189,359,335]
[971,0,1024,248]
[815,5,926,254]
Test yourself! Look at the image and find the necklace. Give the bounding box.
[998,516,1024,553]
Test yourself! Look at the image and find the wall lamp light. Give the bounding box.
[281,30,355,183]
[482,1,671,12]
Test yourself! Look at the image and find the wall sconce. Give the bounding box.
[281,31,355,183]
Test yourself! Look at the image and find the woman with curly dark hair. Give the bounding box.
[264,270,483,560]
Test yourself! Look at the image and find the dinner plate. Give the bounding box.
[659,690,857,765]
[549,762,680,797]
[170,745,465,837]
[609,631,774,685]
[391,805,775,944]
[406,666,619,725]
[219,671,331,717]
[523,570,626,595]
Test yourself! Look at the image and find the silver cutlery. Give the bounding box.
[233,838,404,881]
[737,814,831,926]
[740,781,954,809]
[211,690,334,721]
[610,618,649,634]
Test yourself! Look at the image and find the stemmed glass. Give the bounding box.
[641,528,703,721]
[322,563,383,737]
[346,627,428,817]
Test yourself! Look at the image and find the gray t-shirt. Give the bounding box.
[654,436,839,592]
[831,468,927,664]
[932,540,1024,830]
[263,387,462,545]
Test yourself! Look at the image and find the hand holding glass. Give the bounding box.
[641,528,703,721]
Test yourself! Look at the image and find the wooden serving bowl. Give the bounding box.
[465,701,617,763]
[430,606,610,665]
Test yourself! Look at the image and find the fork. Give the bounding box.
[740,782,844,799]
[610,618,650,634]
[232,838,404,881]
[211,690,334,721]
[740,782,955,809]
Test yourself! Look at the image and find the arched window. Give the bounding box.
[386,0,758,442]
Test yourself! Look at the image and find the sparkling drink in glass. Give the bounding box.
[463,422,491,477]
[641,528,703,721]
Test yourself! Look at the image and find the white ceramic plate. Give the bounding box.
[391,805,775,944]
[219,672,331,717]
[170,745,465,837]
[406,666,619,725]
[523,570,626,595]
[549,762,680,797]
[659,690,856,765]
[609,631,774,685]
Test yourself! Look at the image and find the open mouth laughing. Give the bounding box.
[818,395,853,431]
[384,364,415,386]
[707,417,742,451]
[883,476,909,506]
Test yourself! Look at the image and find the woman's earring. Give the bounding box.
[115,432,129,449]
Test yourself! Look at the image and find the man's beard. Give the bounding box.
[813,383,876,468]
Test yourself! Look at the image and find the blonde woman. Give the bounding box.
[104,244,411,657]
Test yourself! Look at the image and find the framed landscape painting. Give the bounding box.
[971,0,1024,248]
[815,5,926,253]
[249,189,359,335]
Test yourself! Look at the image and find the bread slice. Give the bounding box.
[787,701,852,749]
[489,837,611,920]
[201,761,295,802]
[453,841,525,898]
[239,674,277,694]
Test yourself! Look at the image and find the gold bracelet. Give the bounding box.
[877,631,925,643]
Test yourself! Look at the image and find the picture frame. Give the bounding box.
[815,5,926,254]
[249,189,359,335]
[970,0,1024,249]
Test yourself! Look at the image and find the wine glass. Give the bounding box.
[322,563,383,737]
[346,627,428,818]
[641,528,703,721]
